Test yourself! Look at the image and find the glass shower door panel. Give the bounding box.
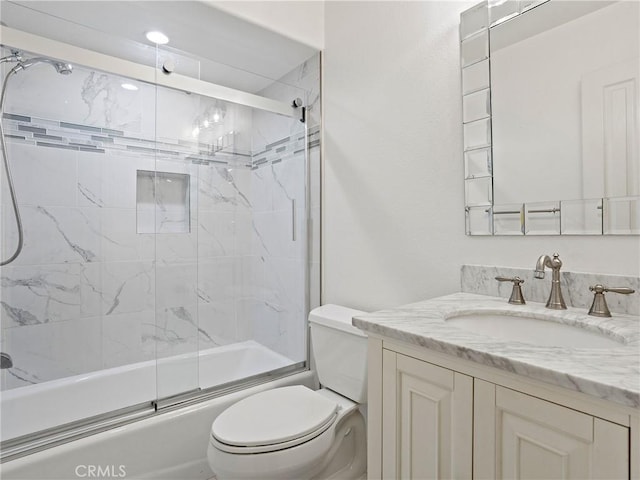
[192,105,308,392]
[153,76,204,400]
[151,48,312,398]
[237,106,309,383]
[0,56,158,441]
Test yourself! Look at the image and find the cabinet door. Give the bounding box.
[382,350,473,479]
[474,380,629,480]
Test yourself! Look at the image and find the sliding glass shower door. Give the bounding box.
[0,34,313,452]
[152,50,309,400]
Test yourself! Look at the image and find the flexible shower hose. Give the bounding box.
[0,66,25,266]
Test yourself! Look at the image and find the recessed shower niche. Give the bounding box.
[136,170,191,234]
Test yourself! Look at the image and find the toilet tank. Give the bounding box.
[309,304,368,403]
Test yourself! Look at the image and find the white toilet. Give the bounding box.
[207,304,368,480]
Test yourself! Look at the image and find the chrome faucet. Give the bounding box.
[534,253,567,309]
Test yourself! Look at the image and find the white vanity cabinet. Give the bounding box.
[369,337,636,480]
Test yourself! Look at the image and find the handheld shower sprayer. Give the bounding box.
[0,53,73,266]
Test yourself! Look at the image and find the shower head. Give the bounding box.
[13,57,73,75]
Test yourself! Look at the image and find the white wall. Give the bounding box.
[322,1,640,312]
[206,0,325,50]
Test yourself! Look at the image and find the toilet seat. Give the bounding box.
[211,385,338,454]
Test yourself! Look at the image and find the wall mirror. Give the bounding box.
[460,0,639,235]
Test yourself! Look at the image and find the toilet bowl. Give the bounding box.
[207,305,368,480]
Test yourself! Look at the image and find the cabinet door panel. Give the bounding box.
[500,410,591,479]
[382,351,472,479]
[475,383,629,480]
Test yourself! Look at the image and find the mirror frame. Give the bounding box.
[460,0,639,236]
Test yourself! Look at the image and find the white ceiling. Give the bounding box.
[1,1,318,93]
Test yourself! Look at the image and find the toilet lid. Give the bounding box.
[211,385,338,448]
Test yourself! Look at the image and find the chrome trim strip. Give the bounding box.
[0,402,155,463]
[1,363,307,463]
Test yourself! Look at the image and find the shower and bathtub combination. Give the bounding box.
[0,4,321,477]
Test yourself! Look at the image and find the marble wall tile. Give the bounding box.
[233,210,253,257]
[197,165,236,212]
[155,88,199,141]
[102,310,153,369]
[198,301,238,346]
[79,264,105,318]
[137,169,192,234]
[1,143,77,208]
[461,264,640,315]
[236,299,285,352]
[6,66,150,135]
[198,210,237,258]
[78,71,147,133]
[152,305,201,399]
[263,257,303,308]
[271,155,305,212]
[2,316,103,384]
[252,210,302,260]
[238,255,266,301]
[155,160,199,231]
[78,151,155,209]
[1,264,82,326]
[97,208,156,263]
[152,304,200,358]
[83,261,155,316]
[155,232,197,264]
[197,257,240,305]
[198,164,251,212]
[2,206,102,266]
[249,167,273,213]
[155,262,198,310]
[230,168,253,212]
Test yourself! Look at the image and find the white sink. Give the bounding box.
[446,313,624,348]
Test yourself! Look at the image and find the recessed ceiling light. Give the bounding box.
[121,83,138,91]
[146,31,169,45]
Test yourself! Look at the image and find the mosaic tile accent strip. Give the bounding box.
[251,126,320,170]
[3,113,320,170]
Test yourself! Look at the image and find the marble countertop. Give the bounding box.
[352,293,640,408]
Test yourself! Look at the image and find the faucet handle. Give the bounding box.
[495,276,526,305]
[588,284,635,317]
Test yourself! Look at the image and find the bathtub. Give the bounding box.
[1,369,315,480]
[1,340,297,442]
